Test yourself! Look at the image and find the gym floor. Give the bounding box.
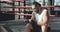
[0,20,60,32]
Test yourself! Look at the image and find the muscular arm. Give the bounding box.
[42,10,49,25]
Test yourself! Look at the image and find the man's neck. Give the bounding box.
[36,10,42,14]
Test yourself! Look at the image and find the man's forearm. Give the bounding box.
[37,21,47,25]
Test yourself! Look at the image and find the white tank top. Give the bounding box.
[33,9,47,22]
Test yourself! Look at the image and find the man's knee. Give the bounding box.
[26,23,33,30]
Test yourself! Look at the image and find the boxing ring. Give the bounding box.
[1,6,60,17]
[1,0,60,17]
[1,0,60,27]
[0,0,60,32]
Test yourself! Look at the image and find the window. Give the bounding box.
[54,0,60,6]
[54,0,60,15]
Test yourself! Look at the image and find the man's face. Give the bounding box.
[32,5,40,12]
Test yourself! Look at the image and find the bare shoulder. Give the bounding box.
[43,9,49,16]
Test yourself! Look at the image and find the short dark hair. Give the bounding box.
[32,1,41,7]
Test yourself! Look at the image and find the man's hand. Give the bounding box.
[24,19,29,23]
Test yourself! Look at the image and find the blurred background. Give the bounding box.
[0,0,60,32]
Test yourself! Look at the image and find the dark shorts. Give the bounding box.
[30,20,51,32]
[31,20,41,32]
